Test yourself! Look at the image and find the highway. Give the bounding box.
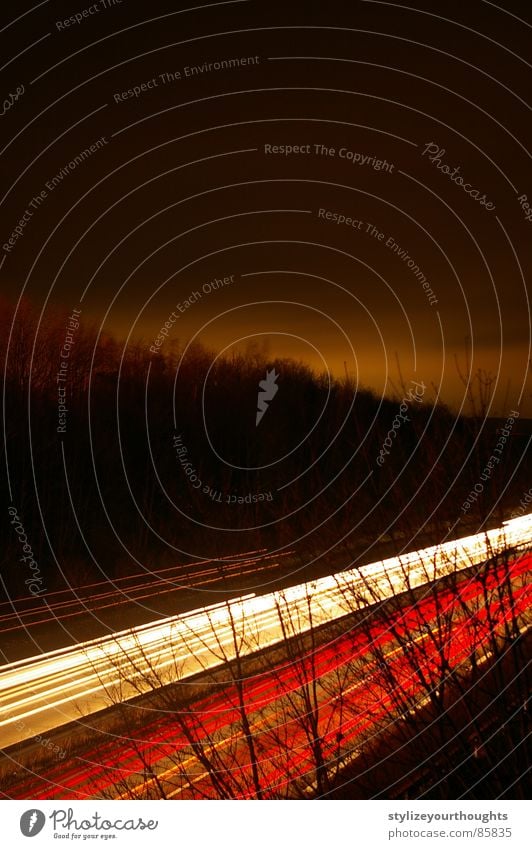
[0,515,531,750]
[4,550,530,800]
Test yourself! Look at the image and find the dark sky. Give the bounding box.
[1,0,531,414]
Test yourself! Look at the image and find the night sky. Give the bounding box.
[2,0,531,414]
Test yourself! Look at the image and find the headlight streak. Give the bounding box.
[1,515,530,748]
[5,554,531,800]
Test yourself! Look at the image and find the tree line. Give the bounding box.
[1,295,528,597]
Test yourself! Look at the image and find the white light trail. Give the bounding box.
[1,515,531,749]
